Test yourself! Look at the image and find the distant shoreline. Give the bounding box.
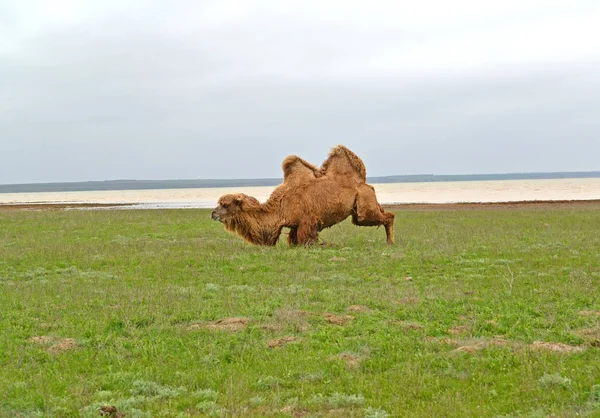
[2,171,600,194]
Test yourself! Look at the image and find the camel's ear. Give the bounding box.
[233,194,244,205]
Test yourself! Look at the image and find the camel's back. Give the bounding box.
[269,175,356,227]
[265,145,369,227]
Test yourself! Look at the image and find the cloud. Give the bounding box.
[1,1,599,183]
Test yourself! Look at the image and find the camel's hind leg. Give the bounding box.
[352,184,396,245]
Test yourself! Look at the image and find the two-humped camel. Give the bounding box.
[211,145,395,246]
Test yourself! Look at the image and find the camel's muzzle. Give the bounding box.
[211,210,220,221]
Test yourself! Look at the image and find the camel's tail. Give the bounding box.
[322,145,367,181]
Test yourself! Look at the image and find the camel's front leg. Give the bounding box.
[382,212,395,245]
[295,221,319,246]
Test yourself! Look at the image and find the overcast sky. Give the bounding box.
[1,0,599,184]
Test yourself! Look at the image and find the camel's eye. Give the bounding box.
[222,203,229,209]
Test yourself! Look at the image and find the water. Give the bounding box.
[1,178,599,208]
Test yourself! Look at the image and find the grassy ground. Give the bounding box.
[1,206,599,417]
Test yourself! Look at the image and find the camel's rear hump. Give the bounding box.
[320,145,367,182]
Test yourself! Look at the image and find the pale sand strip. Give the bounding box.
[1,178,599,208]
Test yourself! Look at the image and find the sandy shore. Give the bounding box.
[1,178,599,211]
[2,199,600,212]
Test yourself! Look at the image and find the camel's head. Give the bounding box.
[211,193,260,223]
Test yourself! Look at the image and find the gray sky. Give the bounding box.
[1,0,599,184]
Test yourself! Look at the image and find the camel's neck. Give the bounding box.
[225,205,282,246]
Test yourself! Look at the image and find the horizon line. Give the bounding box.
[3,169,600,188]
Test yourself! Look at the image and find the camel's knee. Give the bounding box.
[352,209,387,226]
[353,188,390,227]
[353,208,395,244]
[379,211,395,224]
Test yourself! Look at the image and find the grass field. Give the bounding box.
[1,206,600,417]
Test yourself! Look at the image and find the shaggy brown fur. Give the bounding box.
[211,145,395,246]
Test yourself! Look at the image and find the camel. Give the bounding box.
[211,145,395,246]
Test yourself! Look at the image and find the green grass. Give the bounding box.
[1,207,600,417]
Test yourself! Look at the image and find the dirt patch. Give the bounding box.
[577,328,600,346]
[280,405,308,417]
[47,338,76,353]
[347,305,370,313]
[529,341,585,353]
[448,325,469,335]
[30,336,77,353]
[329,256,347,262]
[30,336,54,344]
[206,317,250,331]
[454,343,486,353]
[579,310,600,317]
[100,406,117,414]
[489,337,509,347]
[190,317,250,332]
[427,336,511,353]
[398,297,420,305]
[393,321,423,331]
[267,336,299,348]
[100,406,124,417]
[323,313,354,325]
[337,353,361,369]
